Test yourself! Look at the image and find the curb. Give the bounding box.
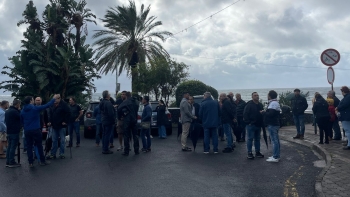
[279,136,332,197]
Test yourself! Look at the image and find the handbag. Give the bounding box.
[140,121,150,129]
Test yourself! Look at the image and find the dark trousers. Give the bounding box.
[6,134,19,164]
[317,117,330,143]
[237,116,246,140]
[123,114,139,154]
[102,124,113,152]
[25,129,46,164]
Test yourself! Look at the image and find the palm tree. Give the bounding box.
[92,0,172,92]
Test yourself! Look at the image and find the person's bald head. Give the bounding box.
[235,93,241,101]
[219,93,227,101]
[35,97,42,106]
[228,92,234,98]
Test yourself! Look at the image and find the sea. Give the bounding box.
[0,87,341,111]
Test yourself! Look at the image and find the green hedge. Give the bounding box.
[175,80,219,107]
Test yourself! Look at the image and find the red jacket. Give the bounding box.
[328,106,336,122]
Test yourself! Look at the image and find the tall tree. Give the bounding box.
[92,0,172,91]
[0,0,99,104]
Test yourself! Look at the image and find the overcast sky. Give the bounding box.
[0,0,349,95]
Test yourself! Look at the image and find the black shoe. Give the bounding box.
[293,134,300,139]
[222,148,233,153]
[255,152,264,158]
[247,152,254,159]
[40,161,51,166]
[147,148,151,152]
[231,144,236,149]
[343,146,350,150]
[325,141,329,144]
[46,155,56,160]
[102,151,113,154]
[319,142,324,144]
[141,148,148,153]
[7,162,21,168]
[122,152,129,156]
[182,147,192,152]
[135,151,140,155]
[66,145,72,148]
[238,139,245,142]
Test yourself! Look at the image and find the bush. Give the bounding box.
[175,80,219,107]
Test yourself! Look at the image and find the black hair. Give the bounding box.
[159,99,165,105]
[125,92,131,98]
[69,97,76,102]
[251,92,258,96]
[143,96,149,102]
[294,88,301,93]
[23,96,33,105]
[102,90,109,99]
[268,90,278,99]
[12,99,21,106]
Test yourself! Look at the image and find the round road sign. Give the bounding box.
[327,67,335,84]
[320,49,340,66]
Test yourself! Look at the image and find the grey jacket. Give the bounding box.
[180,98,194,123]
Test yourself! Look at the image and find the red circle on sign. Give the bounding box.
[327,67,335,84]
[320,49,340,66]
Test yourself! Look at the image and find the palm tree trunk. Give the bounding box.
[131,67,137,93]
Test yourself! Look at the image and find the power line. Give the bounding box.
[172,0,242,36]
[171,53,350,70]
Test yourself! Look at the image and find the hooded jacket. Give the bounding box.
[235,99,246,117]
[263,100,280,126]
[21,99,55,131]
[243,100,264,127]
[312,97,330,121]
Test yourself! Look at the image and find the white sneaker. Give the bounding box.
[268,156,274,159]
[150,135,153,139]
[203,152,209,154]
[266,157,280,162]
[214,151,219,154]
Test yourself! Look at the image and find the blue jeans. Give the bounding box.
[293,115,305,135]
[222,123,233,148]
[51,128,65,156]
[102,124,113,152]
[22,132,27,152]
[158,125,166,138]
[25,129,46,164]
[140,128,151,149]
[342,121,350,147]
[267,125,280,159]
[246,125,261,153]
[96,123,102,144]
[6,134,19,164]
[68,122,80,146]
[203,128,218,152]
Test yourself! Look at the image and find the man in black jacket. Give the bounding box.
[243,92,264,159]
[5,99,21,168]
[67,97,83,147]
[235,93,246,142]
[220,93,236,153]
[99,90,116,154]
[117,92,139,156]
[327,90,342,140]
[47,95,71,159]
[291,89,308,140]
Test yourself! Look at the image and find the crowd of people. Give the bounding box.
[0,85,349,168]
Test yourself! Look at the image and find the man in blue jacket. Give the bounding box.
[199,92,220,154]
[21,94,59,168]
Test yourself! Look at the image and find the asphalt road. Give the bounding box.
[0,128,322,197]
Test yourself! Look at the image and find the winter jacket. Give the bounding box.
[337,94,350,121]
[328,106,336,122]
[243,100,264,127]
[48,100,71,130]
[156,105,168,126]
[5,106,21,134]
[93,105,101,125]
[21,99,55,131]
[263,100,280,126]
[221,98,236,124]
[117,98,138,123]
[99,98,116,126]
[69,104,82,123]
[180,98,194,123]
[312,97,330,121]
[142,103,152,122]
[199,96,220,128]
[235,99,246,117]
[0,108,6,132]
[333,96,340,108]
[291,95,308,115]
